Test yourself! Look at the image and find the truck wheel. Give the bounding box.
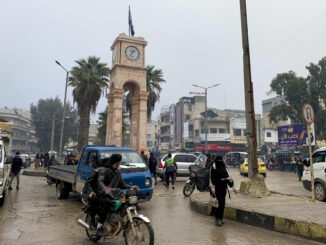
[0,191,5,206]
[315,183,326,201]
[56,182,70,199]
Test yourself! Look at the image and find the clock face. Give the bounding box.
[125,46,140,60]
[112,48,116,63]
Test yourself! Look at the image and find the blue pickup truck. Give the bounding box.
[47,145,153,201]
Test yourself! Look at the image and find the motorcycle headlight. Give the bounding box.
[145,178,151,186]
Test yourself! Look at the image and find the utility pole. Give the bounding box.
[50,114,55,153]
[239,0,269,195]
[55,60,69,160]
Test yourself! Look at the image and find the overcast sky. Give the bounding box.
[1,0,326,123]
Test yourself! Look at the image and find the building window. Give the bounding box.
[210,128,217,134]
[195,130,199,136]
[243,129,246,136]
[219,128,226,134]
[266,132,272,138]
[233,129,242,136]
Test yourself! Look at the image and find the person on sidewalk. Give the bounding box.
[209,155,237,226]
[296,157,304,181]
[148,152,158,185]
[140,150,148,165]
[34,153,41,170]
[9,152,23,190]
[163,153,177,189]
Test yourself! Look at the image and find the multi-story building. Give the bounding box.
[88,124,100,145]
[146,120,158,152]
[171,96,262,155]
[157,106,173,152]
[0,108,37,154]
[174,96,205,151]
[262,96,290,148]
[192,108,262,154]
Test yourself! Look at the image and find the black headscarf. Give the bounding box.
[214,155,229,178]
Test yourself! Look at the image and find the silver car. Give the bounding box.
[156,153,197,179]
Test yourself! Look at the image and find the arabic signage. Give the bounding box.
[278,124,315,147]
[231,118,246,129]
[199,134,230,142]
[195,144,233,151]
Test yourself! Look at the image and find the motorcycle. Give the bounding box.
[183,164,210,197]
[78,188,154,244]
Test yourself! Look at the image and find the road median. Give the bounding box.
[190,192,326,243]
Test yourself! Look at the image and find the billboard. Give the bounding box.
[278,123,315,147]
[231,118,246,129]
[183,121,189,140]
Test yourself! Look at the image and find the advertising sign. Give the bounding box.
[278,124,315,147]
[231,118,246,129]
[195,145,233,151]
[183,121,189,140]
[199,134,230,142]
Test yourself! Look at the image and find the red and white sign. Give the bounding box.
[302,103,314,125]
[195,145,233,151]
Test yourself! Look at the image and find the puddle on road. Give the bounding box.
[2,229,21,240]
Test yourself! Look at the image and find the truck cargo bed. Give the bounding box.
[48,165,77,183]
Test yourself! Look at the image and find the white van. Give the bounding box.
[302,147,326,201]
[0,142,12,206]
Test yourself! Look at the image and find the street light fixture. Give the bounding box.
[55,60,69,160]
[192,83,220,154]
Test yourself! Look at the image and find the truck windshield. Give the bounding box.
[100,151,147,169]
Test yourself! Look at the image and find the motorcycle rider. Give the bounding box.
[82,154,139,236]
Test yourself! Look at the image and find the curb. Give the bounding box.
[22,170,45,177]
[190,194,326,243]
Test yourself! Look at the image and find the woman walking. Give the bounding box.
[210,155,237,226]
[34,153,41,170]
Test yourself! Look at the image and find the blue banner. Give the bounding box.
[277,124,307,147]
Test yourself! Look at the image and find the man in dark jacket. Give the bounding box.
[9,152,23,190]
[140,150,148,164]
[82,154,139,236]
[148,152,158,185]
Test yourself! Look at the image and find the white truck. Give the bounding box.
[0,120,13,206]
[303,147,326,201]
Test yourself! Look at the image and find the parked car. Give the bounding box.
[303,147,326,201]
[20,154,32,168]
[240,158,266,177]
[156,153,197,180]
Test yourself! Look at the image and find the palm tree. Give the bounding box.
[125,65,166,121]
[146,65,166,120]
[69,56,110,151]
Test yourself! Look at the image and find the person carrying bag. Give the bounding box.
[209,155,237,226]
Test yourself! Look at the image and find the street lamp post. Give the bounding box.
[55,60,69,160]
[192,83,220,154]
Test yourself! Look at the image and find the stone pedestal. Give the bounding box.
[240,174,270,197]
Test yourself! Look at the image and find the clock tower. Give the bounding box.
[106,33,148,152]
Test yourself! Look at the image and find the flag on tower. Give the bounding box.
[128,6,135,36]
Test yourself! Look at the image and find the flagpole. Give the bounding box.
[128,6,130,36]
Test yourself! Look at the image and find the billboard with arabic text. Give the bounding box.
[277,124,315,147]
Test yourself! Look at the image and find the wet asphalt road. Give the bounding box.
[0,174,323,245]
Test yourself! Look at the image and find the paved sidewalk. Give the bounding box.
[190,191,326,243]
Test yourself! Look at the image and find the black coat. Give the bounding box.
[148,156,157,173]
[11,156,23,174]
[210,163,234,191]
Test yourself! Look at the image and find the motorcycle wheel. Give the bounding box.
[183,182,195,197]
[85,213,101,242]
[124,217,154,245]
